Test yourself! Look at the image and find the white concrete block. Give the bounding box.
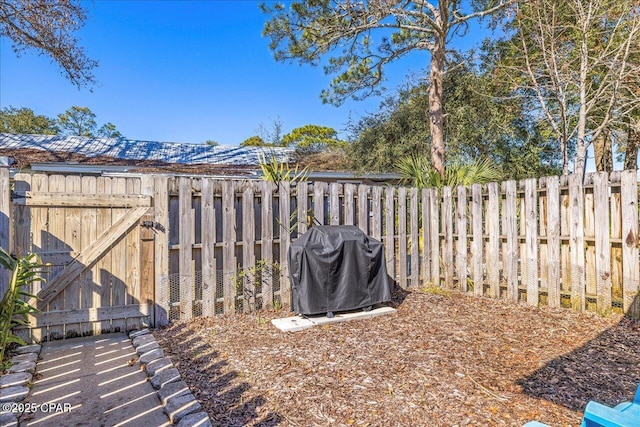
[271,316,314,332]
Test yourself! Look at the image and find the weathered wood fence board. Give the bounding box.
[3,170,640,342]
[9,172,153,342]
[0,168,11,299]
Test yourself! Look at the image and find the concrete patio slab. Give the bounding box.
[272,306,397,332]
[271,316,315,332]
[20,333,170,427]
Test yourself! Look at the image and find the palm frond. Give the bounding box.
[398,155,502,188]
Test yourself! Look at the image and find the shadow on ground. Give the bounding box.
[519,303,640,411]
[155,321,282,427]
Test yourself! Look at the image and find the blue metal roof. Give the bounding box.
[0,133,292,165]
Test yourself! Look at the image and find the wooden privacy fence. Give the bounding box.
[0,169,638,341]
[0,170,155,342]
[160,171,640,322]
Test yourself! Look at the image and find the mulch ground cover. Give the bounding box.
[154,288,640,427]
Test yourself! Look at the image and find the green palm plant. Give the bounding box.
[258,151,309,184]
[397,155,502,188]
[0,248,42,366]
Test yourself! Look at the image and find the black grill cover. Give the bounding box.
[288,225,392,316]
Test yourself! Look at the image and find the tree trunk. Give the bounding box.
[625,117,639,170]
[574,23,589,180]
[593,131,613,172]
[428,42,446,178]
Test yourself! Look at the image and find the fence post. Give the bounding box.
[279,182,291,308]
[0,167,10,297]
[153,175,170,326]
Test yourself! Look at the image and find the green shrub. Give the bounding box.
[0,248,42,366]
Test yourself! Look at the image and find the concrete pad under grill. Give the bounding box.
[272,306,396,332]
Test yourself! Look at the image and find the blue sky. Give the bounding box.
[0,1,486,146]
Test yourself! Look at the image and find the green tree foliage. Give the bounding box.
[493,0,640,176]
[57,106,97,137]
[57,106,124,138]
[0,0,97,88]
[203,139,220,146]
[241,135,267,147]
[0,107,59,134]
[348,90,430,172]
[282,124,346,153]
[262,0,516,177]
[398,156,502,188]
[348,56,561,180]
[97,122,123,139]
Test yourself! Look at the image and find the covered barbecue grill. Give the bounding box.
[288,225,392,317]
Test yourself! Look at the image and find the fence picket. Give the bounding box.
[371,186,382,240]
[385,187,396,283]
[569,175,586,312]
[486,183,500,298]
[358,184,369,234]
[429,188,440,287]
[456,186,467,292]
[313,181,327,225]
[201,178,216,317]
[560,176,572,298]
[80,176,97,336]
[297,182,308,234]
[110,177,128,333]
[442,187,454,289]
[330,182,340,225]
[503,180,518,302]
[397,187,408,288]
[279,182,291,307]
[584,175,596,300]
[179,177,193,320]
[545,176,561,308]
[0,168,10,297]
[222,180,236,314]
[593,173,612,315]
[471,184,483,296]
[538,179,548,295]
[421,189,431,285]
[525,179,538,306]
[344,183,355,226]
[621,170,639,316]
[243,184,256,312]
[154,176,170,326]
[261,181,274,309]
[410,188,419,288]
[29,174,48,341]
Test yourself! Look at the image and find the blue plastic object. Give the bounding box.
[524,384,640,427]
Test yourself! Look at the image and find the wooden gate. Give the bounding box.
[11,173,155,342]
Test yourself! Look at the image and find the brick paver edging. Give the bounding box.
[129,329,213,427]
[1,332,212,427]
[0,344,42,427]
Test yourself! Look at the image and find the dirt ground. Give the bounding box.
[154,289,640,427]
